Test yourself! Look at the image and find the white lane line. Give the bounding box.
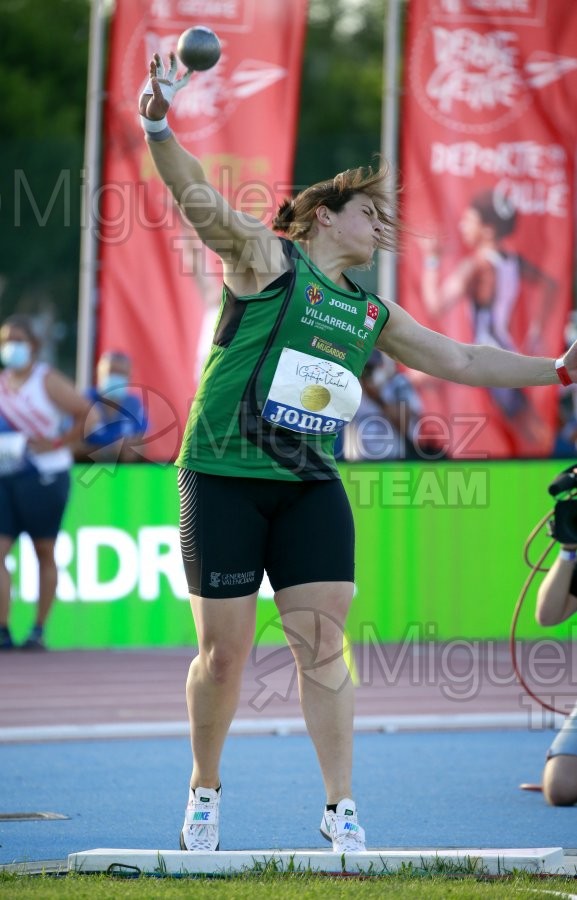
[0,711,559,743]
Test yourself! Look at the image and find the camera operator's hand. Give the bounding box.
[550,500,577,544]
[537,542,577,626]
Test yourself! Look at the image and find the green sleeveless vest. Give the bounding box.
[176,240,390,480]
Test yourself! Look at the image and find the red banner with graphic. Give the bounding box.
[399,0,577,458]
[97,0,308,460]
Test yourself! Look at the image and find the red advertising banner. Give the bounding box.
[399,0,577,458]
[97,0,308,460]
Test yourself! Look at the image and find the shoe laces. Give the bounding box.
[183,789,220,851]
[332,823,366,851]
[327,807,366,852]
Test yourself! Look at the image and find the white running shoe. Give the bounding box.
[319,797,366,852]
[180,785,221,851]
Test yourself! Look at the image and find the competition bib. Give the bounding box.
[0,432,27,475]
[262,348,362,435]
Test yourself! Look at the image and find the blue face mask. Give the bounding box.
[1,341,32,370]
[100,374,129,399]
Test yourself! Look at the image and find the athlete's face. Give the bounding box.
[329,194,385,264]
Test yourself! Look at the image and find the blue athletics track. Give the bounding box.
[1,644,576,866]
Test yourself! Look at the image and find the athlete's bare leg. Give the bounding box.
[186,592,257,789]
[275,581,355,803]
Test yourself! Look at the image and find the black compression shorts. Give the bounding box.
[177,469,355,599]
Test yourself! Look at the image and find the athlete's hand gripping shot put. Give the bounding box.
[139,52,577,852]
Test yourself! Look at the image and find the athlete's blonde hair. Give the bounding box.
[272,163,400,252]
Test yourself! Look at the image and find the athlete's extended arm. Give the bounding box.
[139,54,286,289]
[377,301,577,388]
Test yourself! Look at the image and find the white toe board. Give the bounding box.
[67,846,568,876]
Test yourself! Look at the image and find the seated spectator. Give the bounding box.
[342,350,422,461]
[78,351,148,462]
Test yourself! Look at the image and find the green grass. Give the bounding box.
[2,871,577,898]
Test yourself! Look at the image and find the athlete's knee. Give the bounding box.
[290,616,346,669]
[316,627,346,663]
[198,640,248,685]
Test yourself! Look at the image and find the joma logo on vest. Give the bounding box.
[265,401,342,433]
[329,298,358,314]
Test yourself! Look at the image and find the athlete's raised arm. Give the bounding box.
[139,53,288,293]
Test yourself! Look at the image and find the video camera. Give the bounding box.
[548,466,577,544]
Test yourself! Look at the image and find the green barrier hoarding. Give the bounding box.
[6,460,575,648]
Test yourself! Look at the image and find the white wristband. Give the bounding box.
[559,548,577,562]
[140,114,168,133]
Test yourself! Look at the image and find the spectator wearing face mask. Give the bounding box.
[78,351,148,462]
[0,314,95,650]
